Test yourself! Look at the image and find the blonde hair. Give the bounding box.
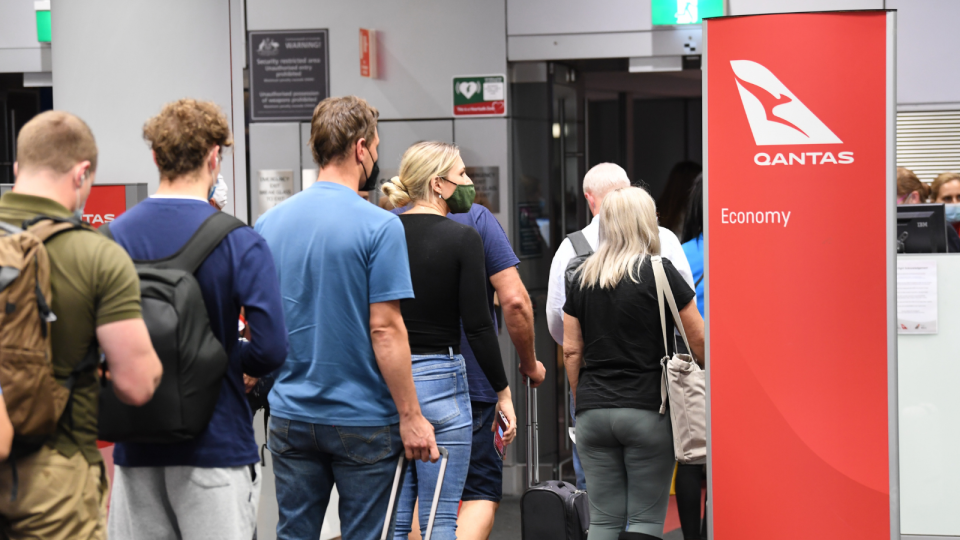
[578,187,661,290]
[381,141,460,208]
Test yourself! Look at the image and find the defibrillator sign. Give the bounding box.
[453,75,506,117]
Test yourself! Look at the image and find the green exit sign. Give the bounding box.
[652,0,724,25]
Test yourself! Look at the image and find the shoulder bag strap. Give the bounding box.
[566,231,594,257]
[651,256,671,415]
[651,255,696,415]
[652,256,694,356]
[148,212,246,274]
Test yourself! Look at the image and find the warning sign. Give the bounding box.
[453,75,506,117]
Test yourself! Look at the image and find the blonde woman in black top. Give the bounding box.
[563,187,705,540]
[381,141,516,539]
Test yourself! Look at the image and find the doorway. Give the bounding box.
[510,59,703,485]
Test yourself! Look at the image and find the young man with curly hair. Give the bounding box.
[105,99,288,539]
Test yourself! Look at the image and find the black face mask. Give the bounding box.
[360,158,380,192]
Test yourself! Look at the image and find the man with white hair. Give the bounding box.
[545,162,694,490]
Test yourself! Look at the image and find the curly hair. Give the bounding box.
[143,99,233,178]
[309,96,379,168]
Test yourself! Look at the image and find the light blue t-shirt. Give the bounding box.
[255,182,415,426]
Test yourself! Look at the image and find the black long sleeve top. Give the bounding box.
[397,214,509,392]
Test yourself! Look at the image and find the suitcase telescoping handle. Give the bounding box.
[381,446,450,540]
[526,379,539,488]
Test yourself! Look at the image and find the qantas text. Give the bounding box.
[754,151,854,166]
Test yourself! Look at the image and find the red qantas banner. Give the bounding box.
[82,185,127,228]
[706,12,894,540]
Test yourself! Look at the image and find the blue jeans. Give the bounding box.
[268,417,403,540]
[394,353,473,540]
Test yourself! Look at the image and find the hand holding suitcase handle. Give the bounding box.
[381,446,450,540]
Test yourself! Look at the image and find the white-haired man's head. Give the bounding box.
[582,163,630,216]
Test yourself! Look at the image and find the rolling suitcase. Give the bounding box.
[381,446,450,540]
[521,381,590,540]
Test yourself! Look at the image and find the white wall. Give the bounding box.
[888,0,960,108]
[247,0,507,121]
[728,0,883,15]
[51,0,248,220]
[508,0,651,35]
[0,0,49,73]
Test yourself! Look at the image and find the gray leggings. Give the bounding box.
[576,408,675,540]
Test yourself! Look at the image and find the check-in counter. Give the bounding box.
[899,253,960,539]
[0,183,147,226]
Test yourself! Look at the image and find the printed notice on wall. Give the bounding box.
[249,30,329,121]
[257,170,294,219]
[897,259,938,334]
[465,166,500,213]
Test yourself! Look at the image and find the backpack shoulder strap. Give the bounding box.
[566,231,594,257]
[149,212,247,273]
[22,215,91,244]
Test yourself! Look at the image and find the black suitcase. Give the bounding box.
[521,381,590,540]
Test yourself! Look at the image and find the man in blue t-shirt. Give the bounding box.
[394,201,545,538]
[256,96,438,540]
[105,99,288,540]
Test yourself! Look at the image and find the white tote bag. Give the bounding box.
[651,256,707,465]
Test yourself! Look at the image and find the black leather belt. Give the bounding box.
[411,346,461,356]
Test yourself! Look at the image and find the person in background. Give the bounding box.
[382,142,518,540]
[209,174,228,210]
[256,96,438,540]
[655,161,702,237]
[897,166,929,205]
[931,172,960,234]
[0,111,162,540]
[680,174,704,317]
[677,174,707,540]
[546,162,693,491]
[898,166,960,252]
[563,187,704,540]
[393,158,546,540]
[106,99,288,540]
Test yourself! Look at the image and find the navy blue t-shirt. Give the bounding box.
[109,198,288,468]
[395,204,519,403]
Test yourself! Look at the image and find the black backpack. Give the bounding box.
[97,212,245,444]
[563,230,594,291]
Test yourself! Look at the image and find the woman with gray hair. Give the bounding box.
[563,187,705,540]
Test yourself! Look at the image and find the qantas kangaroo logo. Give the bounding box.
[731,60,842,146]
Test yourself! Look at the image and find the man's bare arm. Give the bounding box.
[489,267,546,387]
[370,300,439,463]
[98,319,162,406]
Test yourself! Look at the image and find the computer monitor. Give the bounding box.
[897,203,948,254]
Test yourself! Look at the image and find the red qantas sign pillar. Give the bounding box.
[704,11,897,540]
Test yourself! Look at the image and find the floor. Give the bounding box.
[489,494,701,540]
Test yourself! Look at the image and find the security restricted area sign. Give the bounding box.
[249,30,329,121]
[705,11,896,540]
[453,75,506,117]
